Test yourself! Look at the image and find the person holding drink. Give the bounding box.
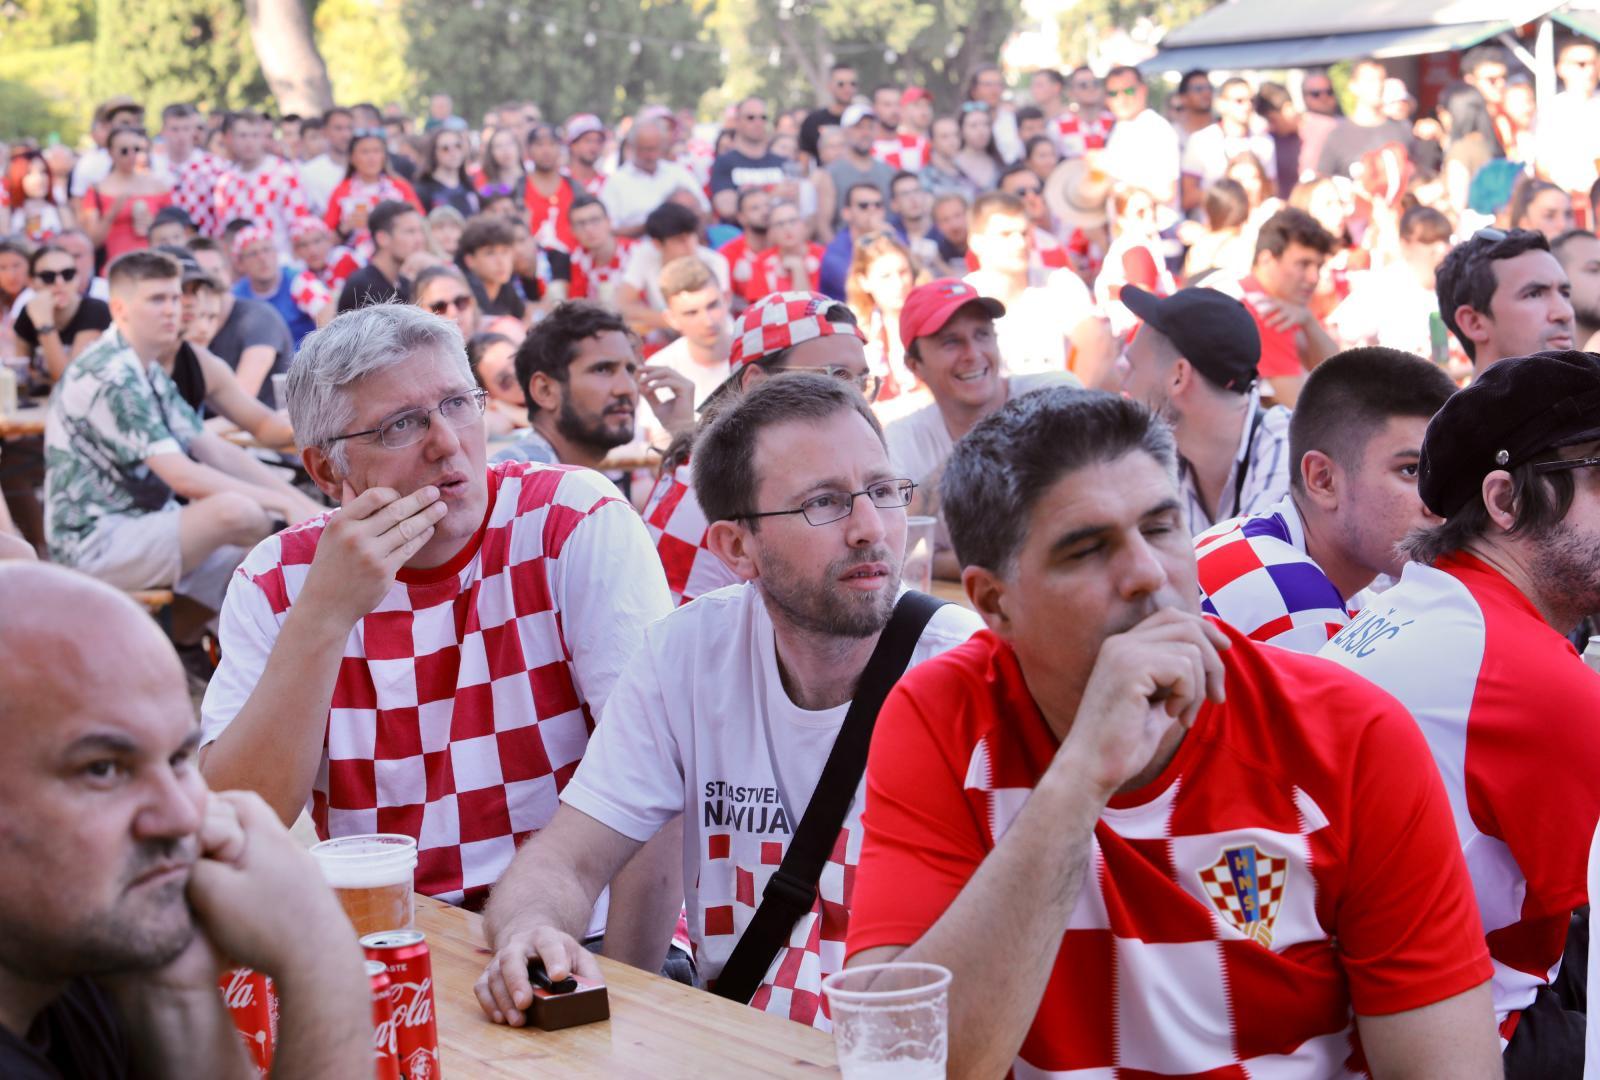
[0,563,371,1078]
[80,126,175,263]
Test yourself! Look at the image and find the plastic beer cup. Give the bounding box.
[309,834,417,937]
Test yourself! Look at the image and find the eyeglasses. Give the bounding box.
[785,365,883,401]
[734,478,916,527]
[851,200,884,212]
[428,294,475,315]
[1107,85,1140,98]
[327,388,487,450]
[37,267,77,284]
[1533,455,1600,475]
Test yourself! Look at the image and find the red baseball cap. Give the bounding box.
[900,87,934,106]
[899,278,1006,345]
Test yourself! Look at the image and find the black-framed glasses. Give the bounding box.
[327,388,487,450]
[37,267,77,284]
[784,365,882,402]
[735,478,916,527]
[428,294,475,315]
[1534,455,1600,475]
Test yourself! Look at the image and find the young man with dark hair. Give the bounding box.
[800,63,858,162]
[1330,205,1454,359]
[567,195,635,306]
[185,237,297,407]
[819,182,889,300]
[1181,76,1275,213]
[1173,68,1215,148]
[1434,227,1575,374]
[1460,44,1513,150]
[1118,285,1290,535]
[888,170,941,270]
[212,110,310,257]
[872,87,931,172]
[477,370,983,1032]
[845,384,1499,1079]
[1195,346,1456,651]
[1550,227,1600,349]
[1100,65,1180,208]
[300,106,353,213]
[717,187,771,305]
[336,199,426,312]
[1318,351,1600,1077]
[1222,206,1338,405]
[455,213,526,321]
[1253,81,1302,198]
[618,201,731,335]
[523,123,579,254]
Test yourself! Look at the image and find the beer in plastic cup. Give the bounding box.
[822,962,951,1079]
[310,834,417,937]
[903,516,936,595]
[271,372,288,411]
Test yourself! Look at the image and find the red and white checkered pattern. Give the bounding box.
[1196,845,1289,946]
[871,133,931,172]
[202,463,643,909]
[231,224,274,258]
[641,464,738,607]
[173,151,224,237]
[523,175,577,254]
[569,235,634,302]
[701,822,863,1029]
[719,234,758,297]
[728,291,866,373]
[213,157,310,250]
[1052,110,1116,159]
[289,268,335,318]
[743,245,823,304]
[850,624,1494,1077]
[322,175,421,254]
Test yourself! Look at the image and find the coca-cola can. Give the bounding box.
[218,966,278,1075]
[368,959,401,1080]
[361,929,442,1080]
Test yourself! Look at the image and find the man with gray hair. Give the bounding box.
[601,118,709,237]
[844,387,1500,1078]
[198,303,674,920]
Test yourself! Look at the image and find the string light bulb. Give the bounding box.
[583,30,597,47]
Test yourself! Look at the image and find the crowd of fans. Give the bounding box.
[2,37,1600,1079]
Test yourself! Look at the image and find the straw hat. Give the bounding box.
[1044,157,1113,230]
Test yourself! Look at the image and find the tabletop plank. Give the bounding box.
[930,578,973,609]
[414,896,839,1078]
[0,405,46,439]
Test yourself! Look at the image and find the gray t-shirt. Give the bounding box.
[824,157,895,227]
[208,297,294,408]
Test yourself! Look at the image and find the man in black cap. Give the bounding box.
[1318,350,1600,1079]
[1117,284,1290,535]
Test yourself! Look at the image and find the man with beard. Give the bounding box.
[1194,347,1456,652]
[1436,228,1577,375]
[0,563,371,1077]
[494,301,694,499]
[1117,285,1291,535]
[842,386,1499,1079]
[1319,352,1600,1077]
[1551,229,1600,350]
[563,114,608,197]
[476,372,984,1031]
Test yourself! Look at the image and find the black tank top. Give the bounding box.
[170,342,206,413]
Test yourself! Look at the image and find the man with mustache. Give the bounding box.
[0,563,370,1077]
[476,373,984,1030]
[845,387,1500,1078]
[198,303,674,925]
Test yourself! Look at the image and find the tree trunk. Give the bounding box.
[244,0,335,117]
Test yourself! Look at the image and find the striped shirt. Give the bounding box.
[1178,389,1292,536]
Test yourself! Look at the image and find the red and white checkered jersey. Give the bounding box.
[872,133,931,172]
[173,151,225,237]
[1318,552,1600,1045]
[850,623,1492,1076]
[569,236,635,302]
[563,167,606,198]
[743,244,824,303]
[560,583,983,1029]
[1194,495,1351,653]
[1052,110,1116,159]
[198,462,672,908]
[718,234,759,299]
[212,156,310,249]
[523,175,577,254]
[640,464,738,607]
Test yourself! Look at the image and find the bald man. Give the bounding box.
[0,564,371,1078]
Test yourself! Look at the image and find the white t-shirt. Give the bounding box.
[622,243,731,312]
[963,267,1096,377]
[1102,109,1180,207]
[651,332,731,409]
[299,154,346,215]
[601,160,712,233]
[886,371,1075,486]
[560,583,983,1026]
[1327,263,1439,360]
[1180,119,1277,191]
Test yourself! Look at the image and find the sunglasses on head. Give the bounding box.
[37,267,77,284]
[428,294,475,315]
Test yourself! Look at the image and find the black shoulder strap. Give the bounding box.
[711,590,948,1004]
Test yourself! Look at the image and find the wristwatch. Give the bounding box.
[34,324,56,336]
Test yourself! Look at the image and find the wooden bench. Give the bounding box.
[128,589,175,614]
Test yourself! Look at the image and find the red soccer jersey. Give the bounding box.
[524,174,577,254]
[1318,552,1600,1042]
[849,623,1491,1077]
[872,132,931,171]
[1053,110,1116,159]
[569,236,634,302]
[213,157,310,248]
[1215,274,1313,380]
[744,244,824,303]
[719,234,759,300]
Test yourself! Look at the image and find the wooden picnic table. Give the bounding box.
[930,578,974,610]
[0,404,46,439]
[413,895,839,1078]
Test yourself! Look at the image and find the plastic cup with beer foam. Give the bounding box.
[903,516,936,595]
[270,372,288,413]
[822,962,951,1079]
[310,834,418,938]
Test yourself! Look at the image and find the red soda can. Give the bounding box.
[368,959,402,1080]
[361,929,442,1080]
[219,966,278,1075]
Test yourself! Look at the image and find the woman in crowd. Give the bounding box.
[471,127,526,206]
[1023,135,1060,187]
[322,128,423,251]
[467,331,525,436]
[427,205,466,259]
[6,152,70,243]
[414,127,480,217]
[1509,177,1574,240]
[845,230,927,416]
[920,116,975,201]
[1181,178,1253,283]
[413,264,480,343]
[953,103,1003,193]
[14,244,109,382]
[79,126,173,262]
[1095,185,1177,339]
[1225,151,1281,231]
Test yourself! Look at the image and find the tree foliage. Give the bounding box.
[91,0,269,115]
[316,0,417,111]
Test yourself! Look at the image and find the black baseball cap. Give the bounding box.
[1121,285,1261,393]
[151,205,195,231]
[1419,350,1600,518]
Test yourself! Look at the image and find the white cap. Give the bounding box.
[840,103,877,128]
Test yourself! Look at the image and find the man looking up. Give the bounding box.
[1435,227,1575,375]
[212,110,309,258]
[844,386,1500,1079]
[197,303,673,918]
[1550,228,1600,349]
[0,563,373,1079]
[1225,207,1338,406]
[476,373,983,1030]
[800,63,858,163]
[1195,347,1456,652]
[1118,284,1290,535]
[1319,351,1600,1076]
[710,97,788,223]
[45,251,320,622]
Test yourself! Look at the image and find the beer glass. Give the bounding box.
[310,834,417,937]
[903,516,936,595]
[823,962,951,1079]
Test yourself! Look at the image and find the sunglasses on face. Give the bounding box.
[428,294,475,314]
[1108,85,1140,98]
[742,113,768,122]
[1304,87,1333,98]
[114,144,147,157]
[37,267,77,285]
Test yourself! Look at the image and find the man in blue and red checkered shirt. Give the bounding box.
[1194,347,1456,652]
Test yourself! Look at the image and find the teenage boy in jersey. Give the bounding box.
[477,374,982,1030]
[1319,350,1600,1077]
[1194,347,1456,652]
[845,386,1499,1079]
